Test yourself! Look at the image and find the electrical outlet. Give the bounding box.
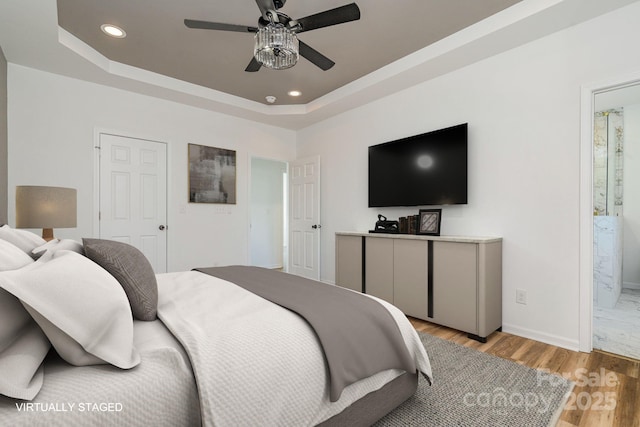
[516,289,527,305]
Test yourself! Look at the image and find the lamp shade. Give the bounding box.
[16,186,77,229]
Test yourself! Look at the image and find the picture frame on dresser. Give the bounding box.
[418,209,442,236]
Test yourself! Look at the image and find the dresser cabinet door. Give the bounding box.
[393,239,429,318]
[365,237,394,303]
[335,235,363,292]
[432,241,478,333]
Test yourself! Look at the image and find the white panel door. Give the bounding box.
[99,133,167,273]
[288,156,320,280]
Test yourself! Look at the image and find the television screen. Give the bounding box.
[368,123,468,207]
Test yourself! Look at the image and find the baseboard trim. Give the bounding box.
[502,323,580,352]
[623,282,640,290]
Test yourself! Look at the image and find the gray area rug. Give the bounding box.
[375,332,574,427]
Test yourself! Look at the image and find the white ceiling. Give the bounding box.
[1,0,639,130]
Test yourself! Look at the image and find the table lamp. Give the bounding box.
[16,186,77,241]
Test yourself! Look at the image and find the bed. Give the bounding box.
[0,225,432,426]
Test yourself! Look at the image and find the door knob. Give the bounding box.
[312,224,322,229]
[159,225,166,231]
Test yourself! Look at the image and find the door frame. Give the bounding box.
[92,128,171,268]
[578,70,640,352]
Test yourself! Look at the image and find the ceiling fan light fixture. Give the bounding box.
[254,23,298,70]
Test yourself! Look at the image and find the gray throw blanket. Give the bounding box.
[194,266,417,402]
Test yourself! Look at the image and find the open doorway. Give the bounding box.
[249,157,288,270]
[591,84,640,359]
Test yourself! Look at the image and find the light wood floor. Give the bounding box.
[409,317,640,427]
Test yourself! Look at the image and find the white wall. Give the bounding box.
[7,65,296,272]
[623,103,640,287]
[296,2,640,349]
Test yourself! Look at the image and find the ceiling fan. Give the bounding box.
[184,0,360,71]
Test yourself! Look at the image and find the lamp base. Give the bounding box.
[42,228,54,241]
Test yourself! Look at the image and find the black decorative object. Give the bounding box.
[370,214,399,234]
[418,209,442,236]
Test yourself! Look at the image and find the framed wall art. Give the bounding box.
[188,143,236,204]
[418,208,442,236]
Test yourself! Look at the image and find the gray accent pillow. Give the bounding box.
[83,239,158,321]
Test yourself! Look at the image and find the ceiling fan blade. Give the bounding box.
[245,57,262,72]
[184,19,257,33]
[254,0,278,21]
[296,3,360,33]
[299,41,335,71]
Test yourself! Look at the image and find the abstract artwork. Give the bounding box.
[188,143,236,204]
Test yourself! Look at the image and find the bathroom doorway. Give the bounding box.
[592,83,640,359]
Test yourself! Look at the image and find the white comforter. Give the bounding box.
[157,270,432,427]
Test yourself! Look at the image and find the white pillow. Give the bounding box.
[0,288,50,400]
[0,239,34,271]
[23,305,106,366]
[0,250,140,369]
[0,225,46,255]
[31,238,85,261]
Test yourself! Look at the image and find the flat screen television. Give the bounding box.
[368,123,468,207]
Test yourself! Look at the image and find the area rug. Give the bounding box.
[374,332,574,427]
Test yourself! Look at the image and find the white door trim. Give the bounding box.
[578,70,640,352]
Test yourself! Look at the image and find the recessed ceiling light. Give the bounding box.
[265,95,277,104]
[101,24,126,38]
[288,90,302,97]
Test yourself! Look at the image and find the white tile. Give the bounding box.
[593,289,640,360]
